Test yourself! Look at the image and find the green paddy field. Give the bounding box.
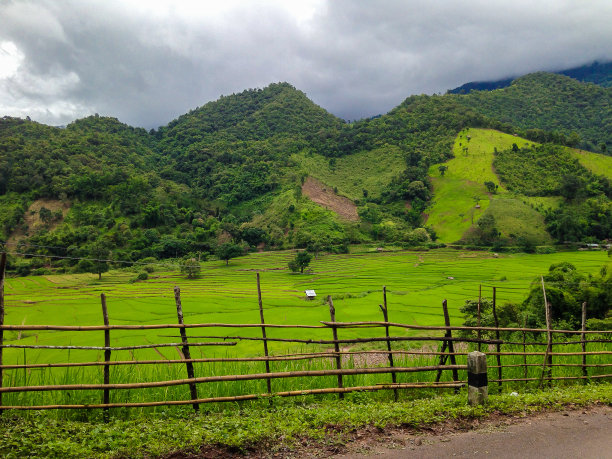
[1,247,609,414]
[3,247,608,362]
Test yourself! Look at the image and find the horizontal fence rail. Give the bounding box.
[0,278,610,414]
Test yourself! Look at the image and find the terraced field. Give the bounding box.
[427,128,611,243]
[3,248,607,363]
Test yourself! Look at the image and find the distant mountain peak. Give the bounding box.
[448,60,612,94]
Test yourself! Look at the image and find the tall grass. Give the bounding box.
[3,333,609,421]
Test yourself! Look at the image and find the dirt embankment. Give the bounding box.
[301,177,359,221]
[8,199,70,244]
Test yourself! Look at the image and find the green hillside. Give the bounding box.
[454,72,612,152]
[428,128,611,244]
[1,77,611,276]
[449,60,612,94]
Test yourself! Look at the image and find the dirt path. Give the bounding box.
[301,177,359,221]
[337,406,612,459]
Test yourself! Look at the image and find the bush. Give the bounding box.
[139,256,158,273]
[180,257,201,278]
[136,272,148,281]
[536,245,557,254]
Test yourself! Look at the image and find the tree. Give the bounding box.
[39,206,52,224]
[560,174,581,200]
[438,165,448,176]
[459,298,521,339]
[89,242,110,280]
[288,250,312,273]
[180,257,201,278]
[484,181,498,194]
[216,242,243,265]
[522,262,611,329]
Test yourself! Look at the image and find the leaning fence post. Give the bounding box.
[467,351,488,405]
[327,295,344,399]
[435,300,459,392]
[581,301,588,381]
[101,293,111,422]
[0,252,6,416]
[379,285,397,401]
[174,286,199,411]
[256,273,272,396]
[492,287,502,393]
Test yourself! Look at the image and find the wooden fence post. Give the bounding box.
[256,273,272,396]
[581,302,588,381]
[379,285,397,401]
[327,296,343,399]
[522,314,528,380]
[467,351,487,405]
[435,300,459,392]
[174,286,199,411]
[0,252,6,416]
[101,293,111,422]
[539,277,552,387]
[477,284,482,352]
[492,287,502,393]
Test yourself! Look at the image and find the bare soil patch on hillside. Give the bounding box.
[8,199,70,244]
[302,177,359,221]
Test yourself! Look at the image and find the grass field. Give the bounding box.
[1,247,610,417]
[427,129,522,242]
[570,147,612,180]
[3,247,608,362]
[292,146,405,201]
[426,128,611,243]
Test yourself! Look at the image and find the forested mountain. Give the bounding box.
[154,83,344,204]
[449,60,612,94]
[0,76,610,275]
[452,73,612,152]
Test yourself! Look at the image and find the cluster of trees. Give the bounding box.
[1,76,611,276]
[455,72,612,153]
[491,143,611,244]
[461,261,612,334]
[493,144,610,198]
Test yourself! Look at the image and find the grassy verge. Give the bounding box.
[1,384,610,458]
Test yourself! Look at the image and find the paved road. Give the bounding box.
[339,406,612,458]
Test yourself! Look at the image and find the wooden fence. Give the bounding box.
[0,262,610,413]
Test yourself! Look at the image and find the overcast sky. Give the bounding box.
[1,0,612,129]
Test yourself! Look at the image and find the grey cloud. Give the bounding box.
[1,0,612,128]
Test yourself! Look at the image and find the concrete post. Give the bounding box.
[468,351,488,405]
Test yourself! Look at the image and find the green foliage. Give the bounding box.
[180,257,201,278]
[460,298,523,339]
[493,144,609,197]
[455,72,612,152]
[545,196,612,242]
[522,262,611,329]
[2,77,611,263]
[484,181,497,194]
[288,250,312,273]
[462,213,501,246]
[0,385,609,458]
[216,242,243,265]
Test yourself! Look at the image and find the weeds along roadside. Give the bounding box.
[2,337,610,422]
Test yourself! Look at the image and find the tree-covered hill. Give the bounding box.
[154,83,345,204]
[1,77,611,276]
[449,60,612,94]
[452,72,612,152]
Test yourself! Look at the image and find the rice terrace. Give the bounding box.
[1,247,610,408]
[2,4,612,455]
